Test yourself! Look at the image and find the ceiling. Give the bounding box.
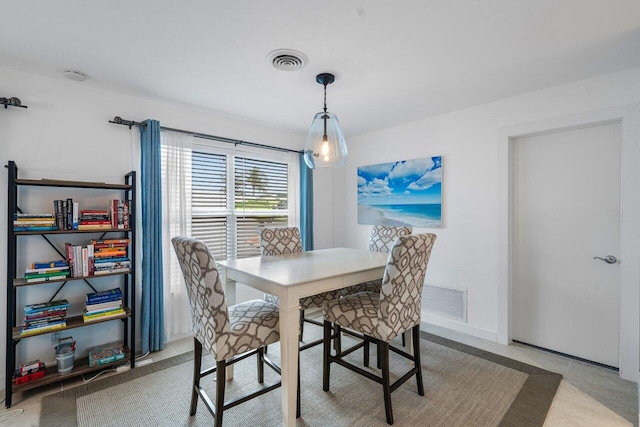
[2,1,640,137]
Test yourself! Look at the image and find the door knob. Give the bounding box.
[593,255,617,264]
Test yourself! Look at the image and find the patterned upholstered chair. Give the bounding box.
[259,226,340,348]
[322,233,437,425]
[341,225,413,296]
[172,236,288,425]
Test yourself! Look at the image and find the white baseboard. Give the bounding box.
[421,312,498,342]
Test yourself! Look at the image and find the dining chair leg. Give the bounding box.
[380,341,394,425]
[412,325,424,396]
[299,309,305,341]
[377,342,382,369]
[297,350,301,418]
[257,347,265,383]
[215,359,226,426]
[323,320,332,391]
[363,336,370,367]
[334,324,342,355]
[190,338,202,416]
[402,332,406,347]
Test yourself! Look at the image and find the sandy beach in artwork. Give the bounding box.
[358,204,413,227]
[358,204,442,228]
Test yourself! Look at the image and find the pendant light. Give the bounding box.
[304,73,348,169]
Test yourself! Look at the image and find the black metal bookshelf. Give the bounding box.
[4,161,137,407]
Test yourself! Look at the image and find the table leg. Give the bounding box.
[223,268,236,380]
[279,302,300,427]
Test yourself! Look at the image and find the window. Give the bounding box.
[190,147,296,261]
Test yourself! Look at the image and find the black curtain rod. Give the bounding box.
[109,116,302,154]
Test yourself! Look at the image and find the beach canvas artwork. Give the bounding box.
[357,156,442,228]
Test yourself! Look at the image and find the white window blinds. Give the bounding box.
[191,149,290,261]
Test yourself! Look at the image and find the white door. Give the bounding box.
[513,122,621,368]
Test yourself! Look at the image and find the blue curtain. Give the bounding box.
[140,119,165,353]
[299,153,314,251]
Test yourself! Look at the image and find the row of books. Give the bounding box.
[92,238,131,275]
[84,288,125,322]
[54,199,78,230]
[13,213,56,232]
[24,260,70,283]
[13,199,131,232]
[21,300,70,336]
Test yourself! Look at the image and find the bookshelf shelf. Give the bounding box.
[14,178,132,190]
[14,228,132,236]
[12,347,131,393]
[5,161,137,408]
[14,270,131,287]
[12,308,132,340]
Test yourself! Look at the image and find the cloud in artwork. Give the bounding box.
[388,158,435,181]
[359,163,394,177]
[407,167,442,191]
[357,176,366,187]
[360,177,391,197]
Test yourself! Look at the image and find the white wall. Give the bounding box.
[334,67,640,344]
[0,66,334,386]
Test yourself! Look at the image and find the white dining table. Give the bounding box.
[218,247,389,427]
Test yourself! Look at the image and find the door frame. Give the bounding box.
[497,104,640,382]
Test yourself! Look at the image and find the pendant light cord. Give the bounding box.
[323,83,327,113]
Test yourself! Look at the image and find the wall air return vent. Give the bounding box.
[422,283,467,323]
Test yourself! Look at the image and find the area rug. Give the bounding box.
[40,332,561,427]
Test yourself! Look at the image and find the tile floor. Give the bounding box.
[0,325,637,426]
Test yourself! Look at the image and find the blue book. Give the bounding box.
[24,300,70,314]
[14,226,58,231]
[86,288,122,304]
[31,260,69,269]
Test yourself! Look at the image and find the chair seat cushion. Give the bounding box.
[217,299,280,361]
[323,291,387,341]
[340,278,382,296]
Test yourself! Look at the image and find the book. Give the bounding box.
[24,270,70,278]
[25,309,67,320]
[93,242,129,249]
[13,219,55,227]
[94,250,127,258]
[72,202,79,230]
[93,269,130,276]
[91,238,130,245]
[24,300,70,314]
[93,257,129,264]
[88,341,125,367]
[83,307,125,322]
[77,224,113,230]
[14,226,58,232]
[86,299,122,312]
[86,288,122,304]
[25,266,69,275]
[25,275,69,283]
[32,260,68,269]
[15,213,54,219]
[20,322,66,336]
[23,316,67,328]
[66,198,73,230]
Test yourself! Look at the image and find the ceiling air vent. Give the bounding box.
[266,49,308,71]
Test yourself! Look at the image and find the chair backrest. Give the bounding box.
[171,236,230,359]
[368,225,413,253]
[258,226,303,256]
[377,233,437,341]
